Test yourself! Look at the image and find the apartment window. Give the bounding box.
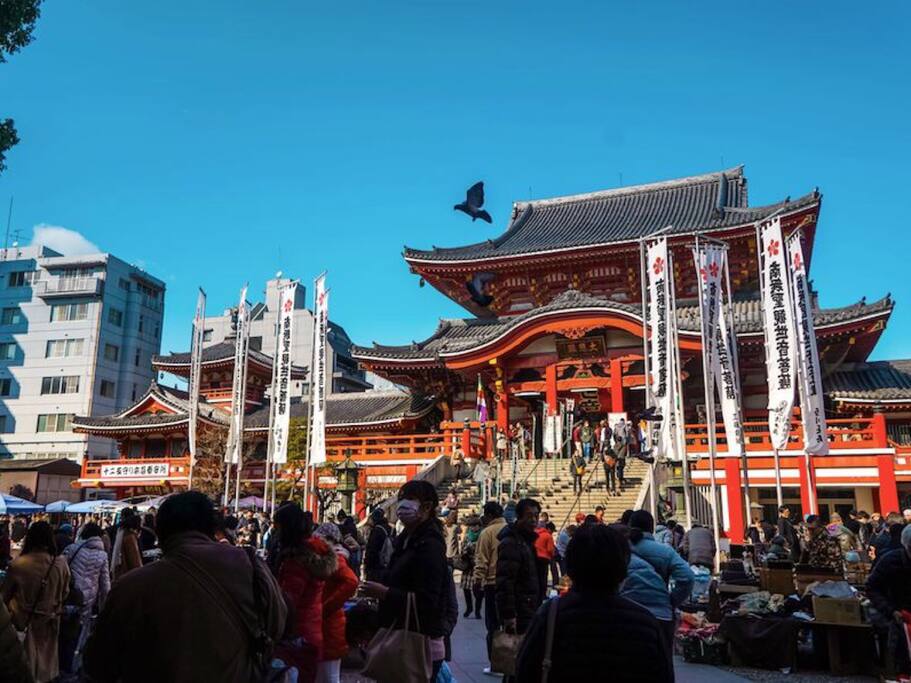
[118,278,131,292]
[45,338,84,358]
[154,322,160,338]
[8,271,39,287]
[138,314,145,333]
[41,375,80,395]
[104,343,120,362]
[134,348,141,367]
[202,329,213,342]
[99,379,116,398]
[107,308,123,327]
[0,342,15,360]
[0,415,8,433]
[0,378,11,396]
[36,413,74,432]
[131,383,138,401]
[1,307,23,325]
[50,303,88,322]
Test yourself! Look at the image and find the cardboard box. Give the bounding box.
[759,567,795,595]
[812,596,864,625]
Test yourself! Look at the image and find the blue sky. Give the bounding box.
[2,2,909,360]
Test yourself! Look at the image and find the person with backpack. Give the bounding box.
[83,492,287,682]
[365,508,394,582]
[2,521,70,683]
[570,449,586,495]
[515,524,673,682]
[62,521,110,672]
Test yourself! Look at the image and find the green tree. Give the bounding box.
[274,416,309,502]
[1,0,42,176]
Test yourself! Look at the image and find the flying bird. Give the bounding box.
[454,181,492,223]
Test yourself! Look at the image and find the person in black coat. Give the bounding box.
[495,498,542,637]
[776,505,801,561]
[515,523,674,683]
[866,525,911,677]
[364,508,393,582]
[362,480,450,682]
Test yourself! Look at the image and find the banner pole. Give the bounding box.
[640,238,657,518]
[667,249,693,529]
[694,235,722,572]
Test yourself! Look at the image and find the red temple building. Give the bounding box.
[73,166,911,536]
[348,166,911,536]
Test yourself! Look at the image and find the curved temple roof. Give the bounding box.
[153,341,307,378]
[352,289,893,363]
[827,360,911,404]
[405,167,820,263]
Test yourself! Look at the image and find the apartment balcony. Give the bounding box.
[36,277,103,299]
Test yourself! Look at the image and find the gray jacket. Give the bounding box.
[682,526,715,567]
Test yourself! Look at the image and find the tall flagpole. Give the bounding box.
[756,222,784,507]
[264,284,281,514]
[639,238,657,517]
[667,248,693,528]
[694,234,721,571]
[187,288,206,491]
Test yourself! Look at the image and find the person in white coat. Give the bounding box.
[64,522,111,669]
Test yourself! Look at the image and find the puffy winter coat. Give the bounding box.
[278,537,339,657]
[515,591,673,682]
[630,533,694,607]
[620,554,674,621]
[64,537,111,611]
[472,517,506,587]
[377,518,449,639]
[495,524,541,631]
[320,552,358,662]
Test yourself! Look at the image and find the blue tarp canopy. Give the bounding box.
[64,499,128,514]
[44,500,73,513]
[0,494,45,515]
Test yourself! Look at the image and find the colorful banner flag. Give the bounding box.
[187,288,206,467]
[759,217,797,450]
[271,283,297,464]
[715,303,745,456]
[787,232,829,455]
[308,275,329,466]
[647,237,681,461]
[225,285,250,464]
[476,375,488,423]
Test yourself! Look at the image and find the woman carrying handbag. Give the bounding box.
[361,480,450,683]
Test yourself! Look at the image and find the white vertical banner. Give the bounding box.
[759,217,797,450]
[787,232,829,455]
[694,244,745,457]
[187,288,206,466]
[308,275,328,466]
[225,285,250,464]
[647,237,680,462]
[270,283,297,464]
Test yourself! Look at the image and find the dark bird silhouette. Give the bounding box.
[454,181,492,223]
[466,272,495,307]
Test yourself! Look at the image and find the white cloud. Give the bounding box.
[30,224,100,256]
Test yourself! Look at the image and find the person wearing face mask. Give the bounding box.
[361,480,452,682]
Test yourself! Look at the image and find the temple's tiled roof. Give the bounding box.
[404,167,820,263]
[352,289,893,362]
[152,341,307,376]
[826,360,911,403]
[244,391,437,430]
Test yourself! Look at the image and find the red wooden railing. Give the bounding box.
[325,432,456,461]
[685,414,889,453]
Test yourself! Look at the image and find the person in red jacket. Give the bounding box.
[274,504,338,683]
[533,516,556,598]
[313,523,359,683]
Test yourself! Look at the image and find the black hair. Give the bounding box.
[583,514,599,526]
[595,506,605,513]
[778,505,789,514]
[22,521,56,556]
[482,501,504,518]
[274,502,313,550]
[225,515,239,531]
[806,514,820,527]
[666,520,677,530]
[80,522,103,539]
[515,498,541,520]
[619,509,634,525]
[628,509,654,543]
[155,491,216,543]
[122,514,141,531]
[398,480,439,509]
[143,513,155,527]
[546,522,556,533]
[566,523,629,592]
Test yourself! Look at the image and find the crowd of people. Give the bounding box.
[1,490,910,682]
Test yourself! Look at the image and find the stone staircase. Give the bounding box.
[435,456,648,529]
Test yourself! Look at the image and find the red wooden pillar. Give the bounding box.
[461,425,472,459]
[545,364,558,415]
[483,426,493,459]
[871,413,888,447]
[797,455,819,515]
[724,458,745,543]
[877,454,901,514]
[497,389,509,433]
[610,358,624,413]
[355,469,368,520]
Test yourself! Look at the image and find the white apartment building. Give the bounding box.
[0,245,165,462]
[203,277,370,395]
